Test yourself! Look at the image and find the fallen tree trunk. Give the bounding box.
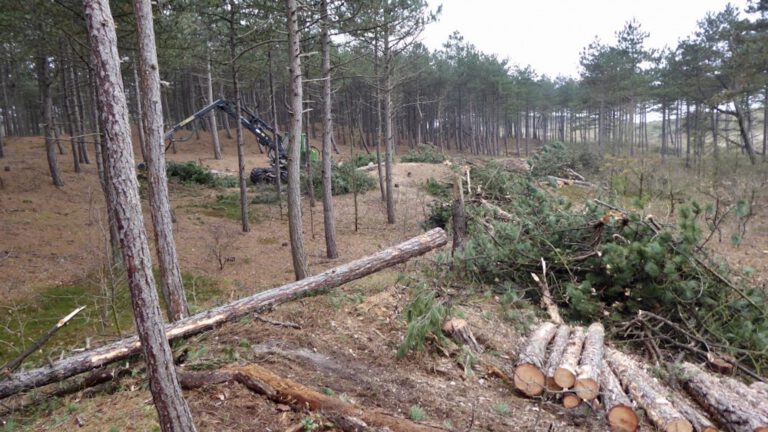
[562,392,581,409]
[600,365,638,432]
[679,362,768,432]
[605,348,692,432]
[0,229,447,400]
[177,364,442,432]
[574,322,604,401]
[546,176,597,188]
[554,326,585,389]
[543,325,570,390]
[513,321,558,396]
[719,375,768,418]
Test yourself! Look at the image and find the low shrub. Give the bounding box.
[401,144,446,164]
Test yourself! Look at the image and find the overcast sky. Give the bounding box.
[421,0,752,79]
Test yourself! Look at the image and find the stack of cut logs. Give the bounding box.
[513,321,768,432]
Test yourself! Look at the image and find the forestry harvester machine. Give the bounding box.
[163,98,287,184]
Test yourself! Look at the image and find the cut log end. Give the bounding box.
[664,420,693,432]
[513,364,546,397]
[554,367,576,389]
[607,405,639,432]
[574,378,599,401]
[563,393,581,409]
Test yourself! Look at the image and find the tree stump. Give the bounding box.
[513,322,558,397]
[442,318,483,353]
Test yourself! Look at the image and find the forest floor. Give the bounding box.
[0,131,766,431]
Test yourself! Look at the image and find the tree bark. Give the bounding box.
[554,325,585,389]
[85,1,196,430]
[600,364,638,432]
[228,1,249,233]
[543,324,570,390]
[605,348,691,432]
[513,321,558,397]
[679,362,768,432]
[667,389,718,432]
[0,228,447,400]
[320,0,338,259]
[206,49,222,160]
[451,175,466,255]
[268,48,283,218]
[383,23,396,224]
[178,364,443,432]
[132,60,147,162]
[134,0,189,322]
[38,53,64,187]
[285,0,308,279]
[574,322,604,401]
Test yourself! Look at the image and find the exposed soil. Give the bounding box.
[0,131,766,431]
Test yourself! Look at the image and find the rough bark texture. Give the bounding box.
[39,53,64,187]
[719,374,768,418]
[285,0,308,279]
[451,175,466,254]
[574,322,604,401]
[606,348,691,432]
[600,365,638,432]
[513,321,558,396]
[554,325,585,389]
[178,365,442,432]
[751,381,768,400]
[543,325,570,390]
[134,0,188,322]
[206,51,221,160]
[229,4,249,234]
[85,1,196,431]
[679,362,768,432]
[383,23,396,224]
[0,228,447,399]
[320,0,338,260]
[667,389,718,432]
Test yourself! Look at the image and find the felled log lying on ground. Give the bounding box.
[599,365,638,432]
[177,364,442,432]
[543,325,571,390]
[666,389,718,432]
[554,326,586,389]
[574,322,604,401]
[605,347,692,432]
[0,228,447,400]
[678,362,768,432]
[513,322,558,396]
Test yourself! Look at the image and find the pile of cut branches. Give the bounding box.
[425,161,768,375]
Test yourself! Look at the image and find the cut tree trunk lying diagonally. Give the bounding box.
[599,364,639,432]
[605,347,692,432]
[0,228,447,400]
[678,362,768,432]
[543,324,570,391]
[177,365,442,432]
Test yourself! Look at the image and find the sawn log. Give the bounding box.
[0,228,447,400]
[600,364,638,432]
[513,321,558,396]
[574,322,604,401]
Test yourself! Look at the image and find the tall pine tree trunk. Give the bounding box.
[228,0,250,233]
[85,1,196,430]
[38,52,64,187]
[268,48,283,218]
[286,0,308,279]
[132,61,147,162]
[320,0,338,259]
[383,24,396,224]
[206,50,222,160]
[134,0,189,322]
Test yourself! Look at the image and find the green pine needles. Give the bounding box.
[425,160,768,372]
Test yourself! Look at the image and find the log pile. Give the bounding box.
[510,321,768,432]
